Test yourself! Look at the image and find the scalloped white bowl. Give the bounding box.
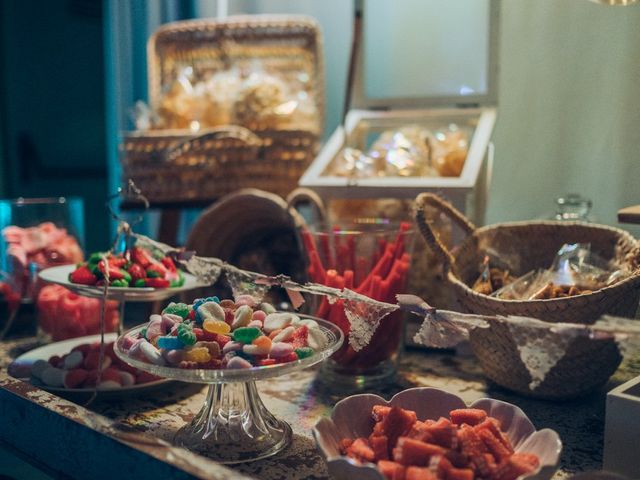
[313,387,562,480]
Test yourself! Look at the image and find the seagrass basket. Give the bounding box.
[120,15,324,203]
[414,193,640,398]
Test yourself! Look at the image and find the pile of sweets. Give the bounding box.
[25,341,159,389]
[122,295,329,369]
[37,284,119,341]
[340,406,540,480]
[69,246,185,289]
[3,222,83,270]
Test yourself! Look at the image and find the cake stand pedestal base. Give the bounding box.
[174,380,292,464]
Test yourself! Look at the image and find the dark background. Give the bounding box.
[0,0,109,252]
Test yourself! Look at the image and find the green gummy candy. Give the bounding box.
[233,327,262,344]
[163,302,190,319]
[134,279,146,288]
[177,322,196,345]
[111,278,129,287]
[294,347,314,359]
[88,252,104,264]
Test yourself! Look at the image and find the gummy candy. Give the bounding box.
[184,347,211,363]
[162,302,190,319]
[294,347,314,359]
[233,327,262,344]
[157,336,184,350]
[203,319,231,335]
[177,322,197,346]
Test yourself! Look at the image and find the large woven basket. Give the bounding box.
[121,15,324,204]
[414,193,640,398]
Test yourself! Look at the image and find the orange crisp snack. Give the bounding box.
[340,406,540,480]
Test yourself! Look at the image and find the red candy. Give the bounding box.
[69,265,97,285]
[290,325,308,349]
[130,246,153,268]
[127,263,146,283]
[63,369,88,388]
[37,285,119,341]
[144,278,170,288]
[340,406,540,480]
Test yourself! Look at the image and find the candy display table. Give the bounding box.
[1,333,638,480]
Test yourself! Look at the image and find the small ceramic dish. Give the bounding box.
[313,387,562,480]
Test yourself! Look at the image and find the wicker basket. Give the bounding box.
[414,193,640,398]
[120,15,324,204]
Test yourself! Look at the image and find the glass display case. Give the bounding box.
[300,0,499,225]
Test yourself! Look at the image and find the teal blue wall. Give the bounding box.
[0,0,109,251]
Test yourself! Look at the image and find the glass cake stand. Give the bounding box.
[39,264,209,336]
[114,318,344,464]
[39,264,207,302]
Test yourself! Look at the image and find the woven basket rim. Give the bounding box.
[151,14,322,35]
[124,127,320,138]
[448,219,640,304]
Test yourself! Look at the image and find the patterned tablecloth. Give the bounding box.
[1,334,639,480]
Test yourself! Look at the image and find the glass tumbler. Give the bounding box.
[0,197,88,341]
[301,219,414,391]
[0,197,85,300]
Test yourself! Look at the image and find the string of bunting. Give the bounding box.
[400,294,640,389]
[132,233,400,352]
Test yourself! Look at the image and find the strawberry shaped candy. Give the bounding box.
[69,244,186,289]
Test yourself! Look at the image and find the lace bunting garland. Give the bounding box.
[133,234,399,351]
[403,294,640,389]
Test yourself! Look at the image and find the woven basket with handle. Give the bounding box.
[120,15,324,204]
[414,193,640,398]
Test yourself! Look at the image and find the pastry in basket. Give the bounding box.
[69,245,184,289]
[233,72,288,130]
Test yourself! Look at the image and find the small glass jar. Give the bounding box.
[0,197,84,300]
[301,219,414,391]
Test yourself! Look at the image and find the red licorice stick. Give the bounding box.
[316,297,330,319]
[355,256,368,288]
[326,268,338,286]
[337,244,350,274]
[370,275,382,300]
[356,246,394,295]
[379,279,391,303]
[392,222,411,259]
[348,235,356,273]
[344,269,354,290]
[310,250,326,283]
[331,301,350,336]
[386,272,403,302]
[320,234,333,270]
[376,238,387,264]
[317,269,339,323]
[308,264,315,281]
[301,228,316,255]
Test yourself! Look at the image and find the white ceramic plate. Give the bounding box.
[313,387,562,480]
[39,264,209,302]
[8,333,169,397]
